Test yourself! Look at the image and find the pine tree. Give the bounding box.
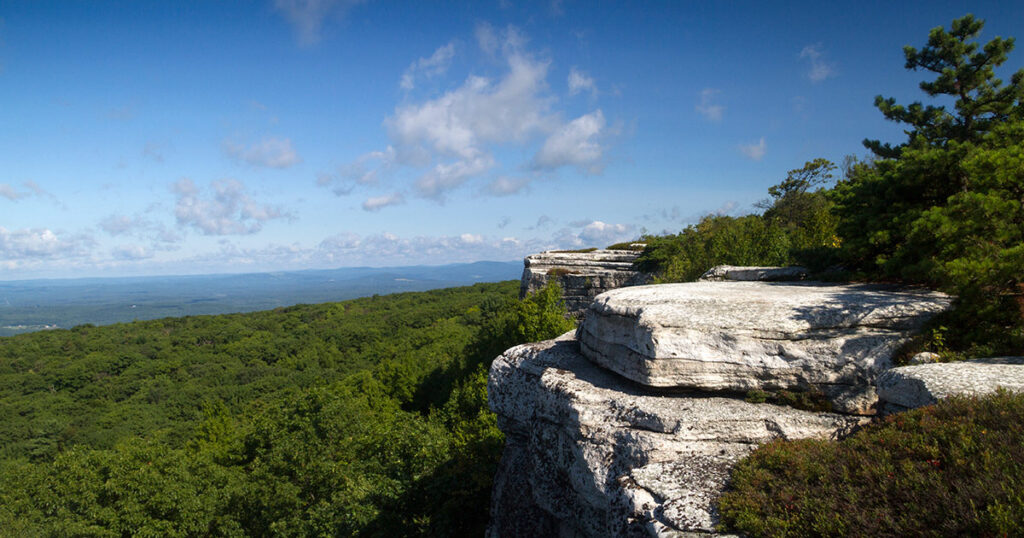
[864,14,1024,158]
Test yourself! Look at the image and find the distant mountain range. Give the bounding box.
[0,261,523,336]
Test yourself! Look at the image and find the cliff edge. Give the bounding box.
[488,280,954,536]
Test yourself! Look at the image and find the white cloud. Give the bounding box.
[382,35,557,198]
[485,175,532,196]
[362,192,405,211]
[533,110,605,173]
[0,227,94,261]
[739,137,766,161]
[343,25,616,202]
[315,231,540,266]
[172,178,288,235]
[111,244,152,260]
[568,67,596,96]
[223,137,300,169]
[415,155,495,198]
[553,220,635,249]
[274,0,366,45]
[695,88,724,121]
[400,42,456,90]
[800,44,835,82]
[99,215,145,236]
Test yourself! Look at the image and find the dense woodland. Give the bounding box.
[0,13,1021,537]
[0,281,573,536]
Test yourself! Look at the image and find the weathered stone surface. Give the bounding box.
[487,333,865,537]
[876,357,1024,410]
[579,282,952,414]
[698,265,807,282]
[520,250,651,315]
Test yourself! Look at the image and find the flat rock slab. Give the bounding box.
[487,333,863,537]
[579,282,951,414]
[876,357,1024,410]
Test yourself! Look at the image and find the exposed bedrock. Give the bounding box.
[520,250,651,316]
[487,333,865,537]
[578,282,952,414]
[877,356,1024,411]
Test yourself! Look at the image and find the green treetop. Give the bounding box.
[865,14,1024,158]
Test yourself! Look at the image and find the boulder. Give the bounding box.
[520,250,651,316]
[876,357,1024,411]
[579,282,952,414]
[487,333,865,537]
[698,265,807,282]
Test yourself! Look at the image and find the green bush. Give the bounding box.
[636,160,840,282]
[719,390,1024,537]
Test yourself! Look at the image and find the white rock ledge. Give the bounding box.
[578,282,952,414]
[876,356,1024,410]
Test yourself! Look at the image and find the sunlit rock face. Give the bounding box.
[579,282,952,415]
[877,356,1024,412]
[520,250,651,316]
[487,279,954,537]
[487,333,865,537]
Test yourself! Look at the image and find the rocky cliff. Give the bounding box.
[487,279,957,537]
[520,250,650,316]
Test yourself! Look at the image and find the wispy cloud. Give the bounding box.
[223,137,300,169]
[695,88,724,121]
[400,42,456,90]
[172,178,288,235]
[99,214,181,245]
[362,191,405,211]
[1,181,60,205]
[800,44,835,82]
[485,176,532,196]
[739,137,766,161]
[0,183,29,201]
[273,0,366,45]
[142,141,166,163]
[568,67,596,96]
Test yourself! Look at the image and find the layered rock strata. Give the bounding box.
[876,356,1024,411]
[520,250,651,316]
[579,282,952,414]
[487,332,865,537]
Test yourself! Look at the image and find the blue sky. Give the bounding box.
[2,0,1022,280]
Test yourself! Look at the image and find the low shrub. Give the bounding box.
[605,242,645,251]
[719,390,1024,537]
